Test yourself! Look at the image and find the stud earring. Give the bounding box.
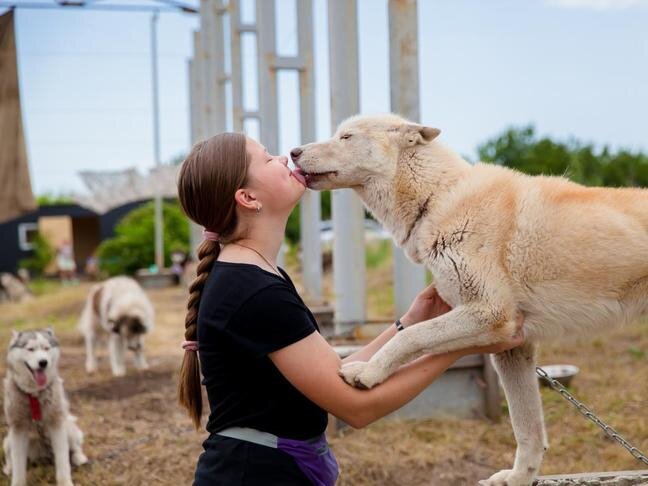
[255,203,261,214]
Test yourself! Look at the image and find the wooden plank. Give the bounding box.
[535,470,648,484]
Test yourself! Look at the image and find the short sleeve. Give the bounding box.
[225,285,316,358]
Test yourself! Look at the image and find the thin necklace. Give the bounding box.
[232,242,284,279]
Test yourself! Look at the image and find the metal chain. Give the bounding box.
[536,366,648,466]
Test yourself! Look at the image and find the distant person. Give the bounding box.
[56,239,77,286]
[84,253,99,281]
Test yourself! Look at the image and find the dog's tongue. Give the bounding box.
[291,168,307,187]
[34,370,47,388]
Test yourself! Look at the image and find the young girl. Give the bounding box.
[177,133,524,485]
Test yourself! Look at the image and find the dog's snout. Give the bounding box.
[290,147,303,161]
[38,359,48,369]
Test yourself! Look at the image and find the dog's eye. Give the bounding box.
[43,346,50,351]
[340,134,352,140]
[27,347,35,352]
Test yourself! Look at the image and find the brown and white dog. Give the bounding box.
[3,329,87,486]
[291,113,648,486]
[78,276,154,377]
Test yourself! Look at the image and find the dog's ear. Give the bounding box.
[399,124,441,147]
[9,330,20,347]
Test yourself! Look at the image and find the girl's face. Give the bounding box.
[242,138,307,214]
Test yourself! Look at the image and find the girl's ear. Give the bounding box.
[234,188,258,212]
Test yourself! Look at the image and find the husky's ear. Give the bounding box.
[44,326,54,336]
[9,330,20,346]
[399,124,440,147]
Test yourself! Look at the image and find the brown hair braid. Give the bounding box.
[176,132,249,429]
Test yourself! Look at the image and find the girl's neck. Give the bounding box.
[223,216,288,266]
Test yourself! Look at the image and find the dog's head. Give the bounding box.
[7,328,60,392]
[291,114,440,190]
[108,313,147,350]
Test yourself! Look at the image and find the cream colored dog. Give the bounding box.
[290,113,648,486]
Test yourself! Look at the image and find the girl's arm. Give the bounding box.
[342,283,452,364]
[340,317,408,364]
[270,330,522,429]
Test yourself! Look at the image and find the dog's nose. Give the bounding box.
[38,359,48,369]
[290,147,303,161]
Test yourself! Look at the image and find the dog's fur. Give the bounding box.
[3,329,87,486]
[292,114,648,486]
[78,276,154,377]
[0,273,32,304]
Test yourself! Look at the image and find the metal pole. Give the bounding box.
[256,0,279,155]
[389,0,426,317]
[297,0,322,303]
[151,10,164,270]
[328,0,365,328]
[228,0,244,133]
[188,53,204,258]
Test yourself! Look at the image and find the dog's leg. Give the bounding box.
[84,330,97,374]
[340,302,516,389]
[48,424,73,486]
[108,334,126,377]
[66,418,88,467]
[8,428,28,486]
[479,343,547,486]
[3,434,11,476]
[132,336,149,371]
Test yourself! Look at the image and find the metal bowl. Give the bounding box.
[538,364,580,387]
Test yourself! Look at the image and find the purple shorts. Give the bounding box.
[217,427,339,486]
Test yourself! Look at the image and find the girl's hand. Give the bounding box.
[400,283,452,326]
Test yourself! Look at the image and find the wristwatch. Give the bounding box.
[395,318,405,331]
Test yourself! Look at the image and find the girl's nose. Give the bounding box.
[280,156,288,166]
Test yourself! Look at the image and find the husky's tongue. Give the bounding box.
[33,370,47,388]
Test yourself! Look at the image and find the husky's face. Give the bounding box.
[108,314,146,351]
[7,329,60,391]
[290,114,440,190]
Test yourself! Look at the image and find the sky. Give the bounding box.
[6,0,648,195]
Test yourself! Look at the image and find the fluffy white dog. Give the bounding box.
[78,276,154,377]
[292,113,648,486]
[3,329,87,486]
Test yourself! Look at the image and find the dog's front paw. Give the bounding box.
[85,361,97,374]
[56,478,74,486]
[479,468,533,486]
[338,361,387,389]
[72,451,88,466]
[112,368,126,377]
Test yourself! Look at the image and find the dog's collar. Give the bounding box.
[27,394,42,421]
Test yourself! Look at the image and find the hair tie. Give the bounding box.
[203,229,220,242]
[182,340,198,352]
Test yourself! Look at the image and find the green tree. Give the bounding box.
[19,234,54,276]
[97,201,190,276]
[477,126,648,188]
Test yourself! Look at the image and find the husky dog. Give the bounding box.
[3,329,87,486]
[291,114,648,486]
[78,276,154,376]
[0,273,32,304]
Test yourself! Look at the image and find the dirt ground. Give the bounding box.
[0,281,646,485]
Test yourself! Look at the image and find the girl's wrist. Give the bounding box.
[399,314,415,328]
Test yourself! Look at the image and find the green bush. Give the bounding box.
[97,201,189,276]
[19,234,54,276]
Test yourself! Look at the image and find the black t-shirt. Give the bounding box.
[197,261,328,440]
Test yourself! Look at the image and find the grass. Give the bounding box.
[0,263,646,485]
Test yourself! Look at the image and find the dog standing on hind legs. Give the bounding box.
[78,276,154,377]
[3,329,87,486]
